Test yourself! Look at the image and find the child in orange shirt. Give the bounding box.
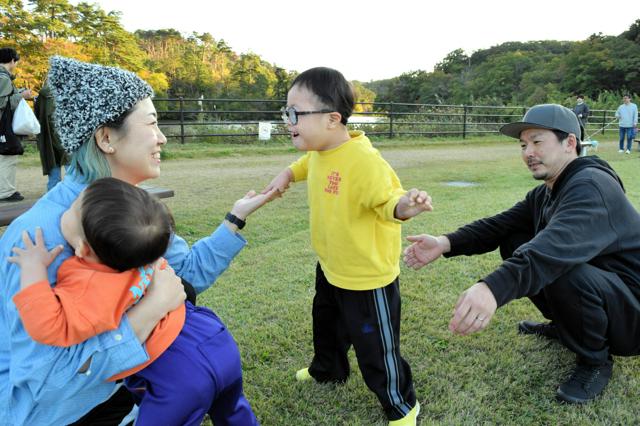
[10,177,258,426]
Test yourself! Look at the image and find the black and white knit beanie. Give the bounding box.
[48,56,154,154]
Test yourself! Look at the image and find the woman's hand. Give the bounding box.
[230,187,281,221]
[145,261,186,314]
[128,261,185,343]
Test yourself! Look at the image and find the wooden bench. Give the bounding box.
[0,186,174,227]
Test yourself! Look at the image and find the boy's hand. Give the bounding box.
[8,228,64,290]
[8,228,63,268]
[394,188,433,220]
[261,168,293,196]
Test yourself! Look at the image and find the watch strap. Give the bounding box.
[225,212,246,230]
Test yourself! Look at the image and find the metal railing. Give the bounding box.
[154,98,618,144]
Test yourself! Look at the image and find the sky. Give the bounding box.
[85,0,638,82]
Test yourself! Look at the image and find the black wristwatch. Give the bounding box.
[225,212,246,230]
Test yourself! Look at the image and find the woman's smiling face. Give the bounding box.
[105,98,167,185]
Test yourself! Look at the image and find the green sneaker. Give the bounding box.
[388,402,420,426]
[295,367,312,382]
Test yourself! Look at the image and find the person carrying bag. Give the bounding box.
[0,88,25,156]
[0,47,34,202]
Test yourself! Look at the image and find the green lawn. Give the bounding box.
[8,136,640,424]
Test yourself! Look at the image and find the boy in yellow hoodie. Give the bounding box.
[264,67,432,425]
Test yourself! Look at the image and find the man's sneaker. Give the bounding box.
[626,149,631,154]
[517,320,558,340]
[556,359,613,404]
[295,367,312,382]
[0,191,24,202]
[618,149,624,153]
[389,402,420,426]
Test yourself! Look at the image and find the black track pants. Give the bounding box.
[308,263,416,421]
[501,233,640,364]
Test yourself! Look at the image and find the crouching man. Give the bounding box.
[404,104,640,404]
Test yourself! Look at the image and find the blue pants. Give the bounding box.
[619,127,635,151]
[126,302,258,426]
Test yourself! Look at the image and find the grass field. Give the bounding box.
[7,136,640,425]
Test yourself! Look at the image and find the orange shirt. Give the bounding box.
[13,257,185,382]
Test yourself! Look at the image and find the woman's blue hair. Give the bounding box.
[67,105,135,183]
[67,135,112,184]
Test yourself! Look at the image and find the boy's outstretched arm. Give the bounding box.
[8,228,64,290]
[262,167,294,195]
[394,188,433,220]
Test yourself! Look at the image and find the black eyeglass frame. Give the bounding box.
[281,107,334,125]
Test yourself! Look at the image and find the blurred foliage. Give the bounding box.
[2,2,638,112]
[0,0,371,106]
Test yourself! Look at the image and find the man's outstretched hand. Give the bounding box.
[403,234,449,270]
[449,282,497,336]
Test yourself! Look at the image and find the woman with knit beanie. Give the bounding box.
[0,56,277,425]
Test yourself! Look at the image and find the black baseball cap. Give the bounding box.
[500,104,581,139]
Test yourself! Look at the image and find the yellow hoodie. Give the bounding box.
[289,131,406,290]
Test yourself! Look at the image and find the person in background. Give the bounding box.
[34,81,67,191]
[615,94,638,154]
[572,94,589,142]
[0,47,33,201]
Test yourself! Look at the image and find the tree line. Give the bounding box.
[1,0,376,113]
[2,1,638,112]
[366,20,640,111]
[1,1,285,98]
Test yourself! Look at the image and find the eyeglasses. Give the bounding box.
[280,107,333,125]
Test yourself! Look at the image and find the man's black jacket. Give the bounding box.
[446,156,640,307]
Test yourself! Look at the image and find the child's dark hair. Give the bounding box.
[81,177,174,272]
[291,67,354,125]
